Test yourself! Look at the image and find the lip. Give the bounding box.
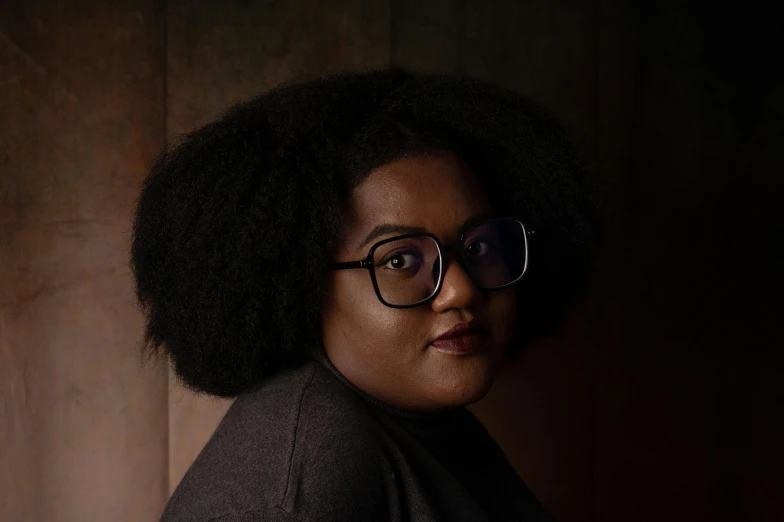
[433,320,487,341]
[431,320,489,355]
[431,332,488,355]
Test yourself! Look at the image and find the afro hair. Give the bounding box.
[130,66,605,398]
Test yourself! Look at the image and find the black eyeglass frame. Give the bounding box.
[327,216,534,309]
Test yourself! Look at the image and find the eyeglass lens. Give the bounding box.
[371,219,527,306]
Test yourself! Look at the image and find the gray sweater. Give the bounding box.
[159,350,556,521]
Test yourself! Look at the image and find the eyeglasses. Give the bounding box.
[327,217,532,308]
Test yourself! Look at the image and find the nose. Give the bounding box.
[429,251,483,312]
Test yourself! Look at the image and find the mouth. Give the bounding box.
[430,331,488,355]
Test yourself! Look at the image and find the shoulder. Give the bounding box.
[276,366,399,520]
[161,359,397,522]
[160,361,319,521]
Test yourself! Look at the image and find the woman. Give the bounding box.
[131,66,603,521]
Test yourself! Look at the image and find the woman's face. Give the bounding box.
[320,153,517,412]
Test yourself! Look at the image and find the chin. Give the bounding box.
[425,340,506,408]
[434,368,498,408]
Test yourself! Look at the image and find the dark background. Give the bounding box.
[1,1,781,521]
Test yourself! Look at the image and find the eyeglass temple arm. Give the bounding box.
[328,259,372,270]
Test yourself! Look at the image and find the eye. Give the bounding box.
[380,250,422,271]
[465,238,494,256]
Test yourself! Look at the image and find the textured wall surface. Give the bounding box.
[0,1,168,521]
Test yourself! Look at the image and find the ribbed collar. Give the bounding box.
[308,347,479,444]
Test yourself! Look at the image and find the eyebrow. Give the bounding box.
[357,212,496,251]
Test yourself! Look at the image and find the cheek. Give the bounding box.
[324,273,420,362]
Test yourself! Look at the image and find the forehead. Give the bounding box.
[343,154,494,237]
